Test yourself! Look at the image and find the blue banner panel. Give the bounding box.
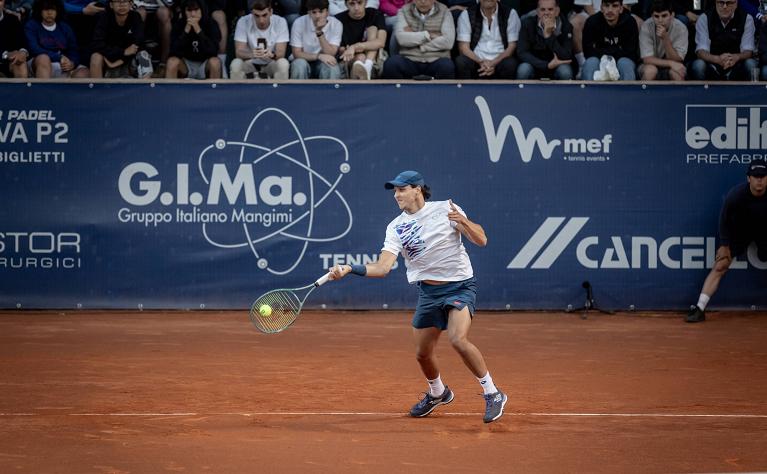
[1,82,766,310]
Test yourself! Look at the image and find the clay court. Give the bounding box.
[1,309,766,473]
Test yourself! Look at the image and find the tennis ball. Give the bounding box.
[259,304,272,317]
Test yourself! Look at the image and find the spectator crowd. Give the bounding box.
[1,0,766,79]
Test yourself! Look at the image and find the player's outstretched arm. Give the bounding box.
[328,251,398,280]
[448,200,488,247]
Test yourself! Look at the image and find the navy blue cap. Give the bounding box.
[747,159,767,177]
[384,170,425,189]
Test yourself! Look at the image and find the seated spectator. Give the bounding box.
[165,0,221,78]
[570,0,641,67]
[289,0,343,79]
[455,0,520,79]
[581,0,639,80]
[382,0,455,79]
[1,0,30,77]
[231,0,289,79]
[638,0,687,80]
[63,0,105,62]
[90,0,152,78]
[689,0,757,80]
[516,0,574,79]
[4,0,33,21]
[336,0,386,79]
[133,0,171,66]
[25,0,89,77]
[760,17,766,79]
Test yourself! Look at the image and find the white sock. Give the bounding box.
[427,375,445,397]
[363,59,373,78]
[575,52,585,67]
[696,294,710,311]
[477,372,497,395]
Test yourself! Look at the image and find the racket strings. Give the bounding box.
[250,290,301,333]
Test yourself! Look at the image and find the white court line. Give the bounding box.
[1,412,766,418]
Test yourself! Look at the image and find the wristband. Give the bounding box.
[349,264,367,276]
[316,31,324,37]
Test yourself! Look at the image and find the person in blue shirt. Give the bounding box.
[25,0,89,77]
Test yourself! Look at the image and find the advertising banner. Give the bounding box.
[1,82,765,310]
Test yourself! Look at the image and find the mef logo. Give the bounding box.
[475,96,613,163]
[509,217,767,270]
[685,105,767,150]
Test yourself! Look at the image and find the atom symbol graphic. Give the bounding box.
[197,108,352,275]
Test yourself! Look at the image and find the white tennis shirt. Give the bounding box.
[382,200,474,284]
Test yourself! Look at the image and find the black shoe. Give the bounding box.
[409,386,454,417]
[685,306,705,323]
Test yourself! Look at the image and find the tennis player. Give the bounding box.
[328,170,507,423]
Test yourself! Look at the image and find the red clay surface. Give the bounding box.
[1,310,766,473]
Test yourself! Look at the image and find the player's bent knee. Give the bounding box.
[448,334,470,352]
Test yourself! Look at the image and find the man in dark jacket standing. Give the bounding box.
[580,0,639,80]
[516,0,574,79]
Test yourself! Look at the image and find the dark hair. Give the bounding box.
[419,184,432,200]
[650,0,673,13]
[305,0,328,11]
[32,0,64,22]
[249,0,271,10]
[602,0,623,5]
[183,0,203,9]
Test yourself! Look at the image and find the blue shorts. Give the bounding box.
[412,277,477,330]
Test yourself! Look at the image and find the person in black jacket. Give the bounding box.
[685,160,767,323]
[580,0,639,80]
[165,0,222,78]
[688,0,757,80]
[0,0,30,77]
[89,0,150,78]
[516,0,574,79]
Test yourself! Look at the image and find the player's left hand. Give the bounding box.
[328,264,350,281]
[447,199,467,227]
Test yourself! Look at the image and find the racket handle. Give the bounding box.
[315,273,331,287]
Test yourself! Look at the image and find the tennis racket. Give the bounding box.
[249,273,331,334]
